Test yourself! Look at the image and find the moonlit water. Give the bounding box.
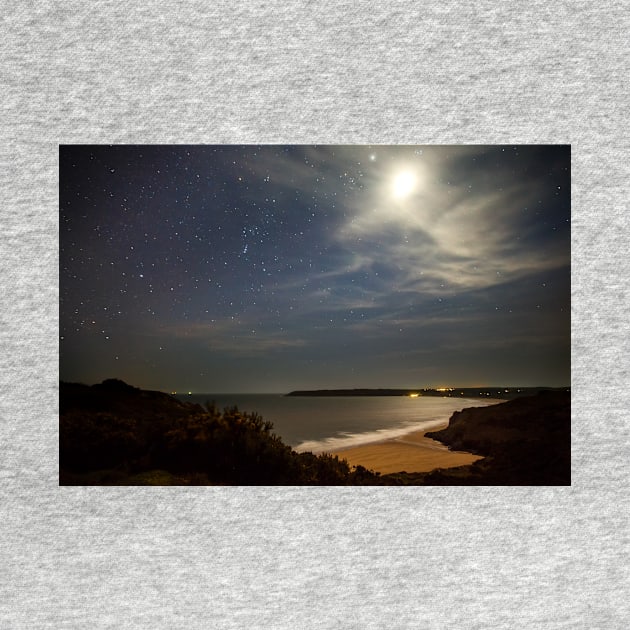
[177,394,501,453]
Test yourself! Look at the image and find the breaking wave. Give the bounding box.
[294,418,449,454]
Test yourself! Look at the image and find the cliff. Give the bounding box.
[419,391,570,485]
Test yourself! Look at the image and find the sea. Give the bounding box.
[174,393,501,453]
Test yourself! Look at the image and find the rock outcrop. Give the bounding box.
[421,391,570,485]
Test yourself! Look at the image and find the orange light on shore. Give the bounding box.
[408,392,420,398]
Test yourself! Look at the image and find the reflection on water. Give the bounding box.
[177,394,498,452]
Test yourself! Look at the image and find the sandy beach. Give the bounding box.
[329,422,483,474]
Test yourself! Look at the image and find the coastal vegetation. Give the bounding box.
[60,379,570,486]
[60,379,380,485]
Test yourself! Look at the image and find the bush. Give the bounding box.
[60,384,382,485]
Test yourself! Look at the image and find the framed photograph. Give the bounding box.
[60,145,570,485]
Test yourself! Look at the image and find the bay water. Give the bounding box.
[176,394,500,453]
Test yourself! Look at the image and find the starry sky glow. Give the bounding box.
[60,145,570,392]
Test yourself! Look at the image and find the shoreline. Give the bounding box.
[328,421,483,474]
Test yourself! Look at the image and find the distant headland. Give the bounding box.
[285,387,568,400]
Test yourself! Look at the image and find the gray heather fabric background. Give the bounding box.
[1,2,628,628]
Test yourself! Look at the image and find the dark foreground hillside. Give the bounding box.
[60,380,570,485]
[59,379,380,485]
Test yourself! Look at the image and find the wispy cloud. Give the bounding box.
[335,149,567,296]
[243,146,568,303]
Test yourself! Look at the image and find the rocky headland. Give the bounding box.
[418,390,571,485]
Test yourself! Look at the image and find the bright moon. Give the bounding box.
[392,171,417,198]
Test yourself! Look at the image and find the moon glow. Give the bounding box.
[392,171,417,199]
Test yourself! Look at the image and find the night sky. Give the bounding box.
[60,145,570,393]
